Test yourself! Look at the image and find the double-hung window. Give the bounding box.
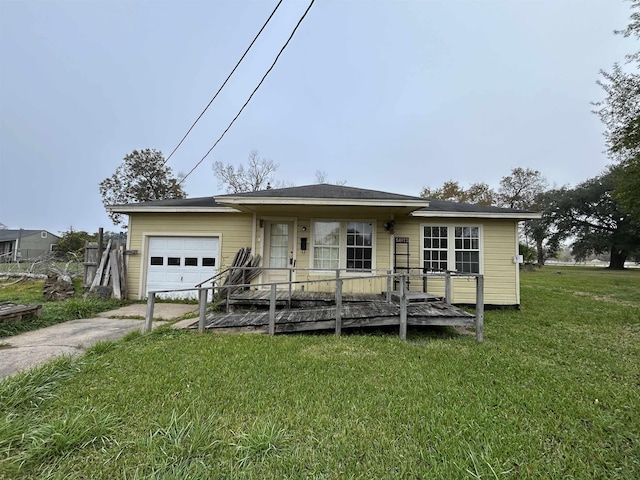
[313,221,340,269]
[423,226,448,271]
[313,221,374,272]
[423,225,481,274]
[346,222,373,271]
[454,227,480,273]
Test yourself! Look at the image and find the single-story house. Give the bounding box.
[0,229,60,262]
[108,184,540,306]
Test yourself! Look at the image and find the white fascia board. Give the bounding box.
[106,206,242,214]
[411,211,542,220]
[214,197,430,208]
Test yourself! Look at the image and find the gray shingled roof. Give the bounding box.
[0,229,58,242]
[215,184,427,202]
[111,196,222,208]
[108,187,538,216]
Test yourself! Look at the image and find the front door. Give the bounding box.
[263,221,294,285]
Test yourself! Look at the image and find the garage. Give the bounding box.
[145,236,219,299]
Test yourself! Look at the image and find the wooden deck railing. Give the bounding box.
[144,269,484,342]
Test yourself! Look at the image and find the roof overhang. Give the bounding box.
[411,211,542,220]
[212,196,430,214]
[106,205,242,214]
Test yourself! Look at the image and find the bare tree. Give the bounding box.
[314,170,328,183]
[213,150,280,193]
[314,170,347,186]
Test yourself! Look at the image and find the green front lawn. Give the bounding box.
[1,268,639,478]
[0,279,125,337]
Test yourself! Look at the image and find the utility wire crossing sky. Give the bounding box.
[0,0,632,234]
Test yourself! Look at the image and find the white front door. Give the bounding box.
[145,236,219,299]
[263,222,294,285]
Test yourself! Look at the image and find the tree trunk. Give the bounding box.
[608,249,627,269]
[536,237,545,266]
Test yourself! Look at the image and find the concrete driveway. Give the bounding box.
[0,303,197,380]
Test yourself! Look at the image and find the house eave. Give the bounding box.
[106,206,242,214]
[411,211,542,220]
[213,197,430,209]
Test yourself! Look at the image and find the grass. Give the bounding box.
[0,279,125,337]
[0,267,638,478]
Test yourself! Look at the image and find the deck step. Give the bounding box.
[390,291,441,303]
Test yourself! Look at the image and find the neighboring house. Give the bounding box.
[108,184,540,306]
[0,229,60,262]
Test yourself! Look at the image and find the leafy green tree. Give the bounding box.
[420,180,495,206]
[497,167,548,209]
[55,228,96,259]
[595,1,640,224]
[100,149,186,226]
[545,169,640,269]
[465,182,496,206]
[497,167,552,265]
[518,243,537,264]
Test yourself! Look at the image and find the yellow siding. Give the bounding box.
[126,209,520,305]
[126,213,253,299]
[281,210,392,293]
[393,217,519,304]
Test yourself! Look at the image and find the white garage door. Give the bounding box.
[146,236,219,299]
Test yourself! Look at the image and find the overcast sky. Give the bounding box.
[0,0,633,234]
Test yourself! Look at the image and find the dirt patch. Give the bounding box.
[301,343,379,360]
[454,325,476,336]
[572,291,637,307]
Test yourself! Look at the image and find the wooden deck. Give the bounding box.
[192,292,474,334]
[222,289,441,309]
[0,302,42,323]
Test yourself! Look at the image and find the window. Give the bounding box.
[150,257,164,265]
[185,257,198,266]
[167,257,181,266]
[312,220,374,271]
[422,225,481,273]
[455,227,480,273]
[269,223,289,268]
[202,257,216,267]
[313,222,340,269]
[423,226,448,271]
[41,231,48,239]
[346,222,373,271]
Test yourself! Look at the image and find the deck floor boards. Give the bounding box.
[196,291,474,333]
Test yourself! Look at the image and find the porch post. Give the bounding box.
[335,278,343,337]
[386,270,392,303]
[475,275,484,343]
[288,268,293,308]
[226,270,232,313]
[399,275,407,341]
[269,283,277,335]
[198,288,207,333]
[445,271,452,304]
[144,292,155,333]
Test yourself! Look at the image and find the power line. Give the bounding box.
[164,0,284,164]
[179,0,315,185]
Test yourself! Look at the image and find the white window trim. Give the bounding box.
[420,223,483,274]
[310,219,377,274]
